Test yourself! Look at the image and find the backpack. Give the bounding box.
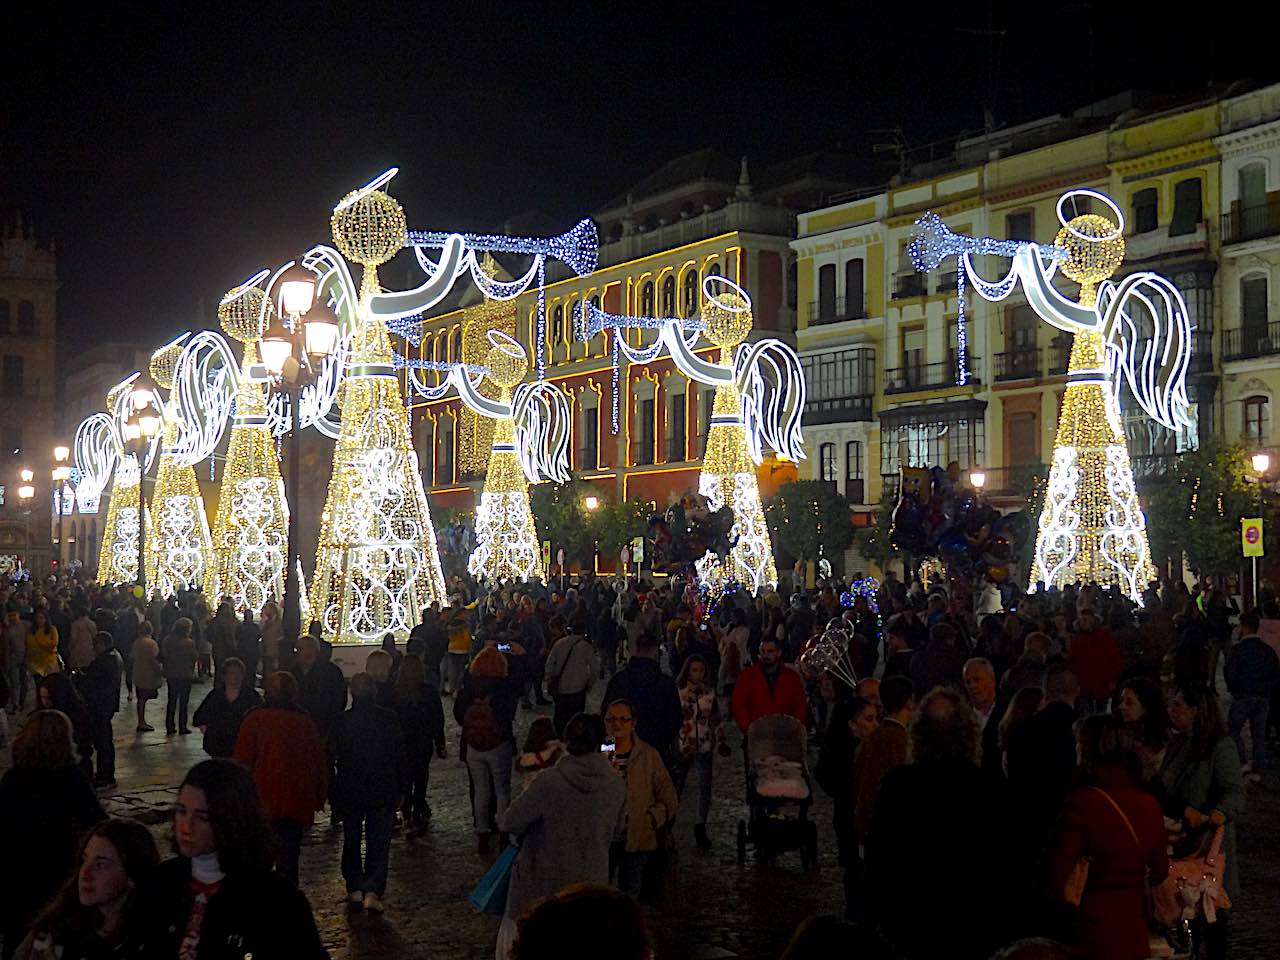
[462,694,504,752]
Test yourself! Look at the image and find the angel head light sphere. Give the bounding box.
[218,270,273,343]
[331,169,407,267]
[907,188,1189,602]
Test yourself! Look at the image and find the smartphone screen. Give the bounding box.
[600,742,616,753]
[498,643,512,652]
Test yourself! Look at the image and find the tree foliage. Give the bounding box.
[851,491,899,573]
[764,480,853,568]
[1143,443,1264,577]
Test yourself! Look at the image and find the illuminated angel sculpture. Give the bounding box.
[143,335,213,597]
[199,278,292,613]
[403,330,571,583]
[94,377,159,585]
[909,189,1193,601]
[579,277,806,594]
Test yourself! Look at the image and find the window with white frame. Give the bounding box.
[1244,395,1270,444]
[820,443,837,482]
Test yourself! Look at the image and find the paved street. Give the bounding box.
[6,680,1277,959]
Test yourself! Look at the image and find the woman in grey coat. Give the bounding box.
[1159,683,1245,960]
[495,713,625,960]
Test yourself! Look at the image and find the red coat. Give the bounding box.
[731,662,808,732]
[1068,626,1123,699]
[233,705,329,826]
[1047,770,1169,960]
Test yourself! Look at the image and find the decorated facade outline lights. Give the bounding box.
[144,335,214,598]
[908,189,1193,601]
[203,275,291,613]
[404,330,571,583]
[308,170,467,643]
[576,277,806,594]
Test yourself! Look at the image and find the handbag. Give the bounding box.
[1060,787,1147,908]
[1152,824,1230,925]
[469,843,518,916]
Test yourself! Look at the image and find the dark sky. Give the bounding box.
[5,2,1276,357]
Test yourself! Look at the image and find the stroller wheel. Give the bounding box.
[736,819,747,865]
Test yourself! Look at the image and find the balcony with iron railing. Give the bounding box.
[1188,331,1214,375]
[1222,201,1280,246]
[883,355,979,394]
[1223,321,1280,362]
[993,348,1042,382]
[804,393,874,425]
[665,436,691,463]
[806,296,868,325]
[577,447,599,471]
[629,441,657,467]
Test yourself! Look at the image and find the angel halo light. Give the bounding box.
[578,275,806,595]
[909,188,1194,601]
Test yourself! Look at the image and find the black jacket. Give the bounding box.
[602,657,682,756]
[79,649,123,718]
[292,661,348,739]
[332,699,407,815]
[129,856,327,960]
[393,688,446,759]
[192,685,263,758]
[1006,699,1078,835]
[867,760,1010,960]
[115,606,140,657]
[452,673,518,753]
[0,765,105,933]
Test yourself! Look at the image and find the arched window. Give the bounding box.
[588,295,602,354]
[706,262,722,278]
[640,281,655,316]
[450,327,462,364]
[819,442,837,482]
[682,270,698,317]
[552,305,564,360]
[661,275,676,316]
[0,300,9,335]
[1244,395,1270,443]
[17,300,35,336]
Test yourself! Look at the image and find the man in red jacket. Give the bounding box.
[1067,608,1122,715]
[731,638,808,732]
[233,671,330,884]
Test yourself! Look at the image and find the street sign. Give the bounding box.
[1242,518,1264,557]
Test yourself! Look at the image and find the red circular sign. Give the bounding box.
[1246,526,1261,544]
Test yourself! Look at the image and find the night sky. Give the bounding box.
[5,3,1274,358]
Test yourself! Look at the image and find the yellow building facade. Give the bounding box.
[792,88,1278,576]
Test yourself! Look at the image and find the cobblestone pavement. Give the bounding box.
[7,680,1277,959]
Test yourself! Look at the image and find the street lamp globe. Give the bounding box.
[52,466,71,483]
[17,484,34,500]
[19,468,34,483]
[584,495,600,511]
[260,313,294,379]
[969,469,986,490]
[1252,452,1270,475]
[53,445,70,464]
[279,270,316,318]
[303,301,340,361]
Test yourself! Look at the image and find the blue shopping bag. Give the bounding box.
[469,843,518,915]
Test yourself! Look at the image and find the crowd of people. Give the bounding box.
[0,565,1274,960]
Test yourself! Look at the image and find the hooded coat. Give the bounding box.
[498,751,626,918]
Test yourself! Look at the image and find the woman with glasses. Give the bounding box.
[604,698,677,898]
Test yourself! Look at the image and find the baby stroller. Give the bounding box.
[736,714,818,869]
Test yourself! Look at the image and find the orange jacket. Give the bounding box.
[233,705,328,825]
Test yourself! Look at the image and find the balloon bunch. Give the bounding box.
[648,492,735,575]
[798,626,860,690]
[841,575,880,612]
[890,462,1019,584]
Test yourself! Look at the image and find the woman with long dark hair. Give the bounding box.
[130,758,327,959]
[1114,676,1171,784]
[0,711,105,959]
[391,654,446,835]
[12,819,159,960]
[36,674,93,776]
[1158,684,1245,960]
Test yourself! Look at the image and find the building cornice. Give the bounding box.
[1214,118,1280,158]
[1110,140,1218,177]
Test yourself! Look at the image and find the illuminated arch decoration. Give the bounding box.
[577,277,806,594]
[909,189,1192,602]
[143,335,214,598]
